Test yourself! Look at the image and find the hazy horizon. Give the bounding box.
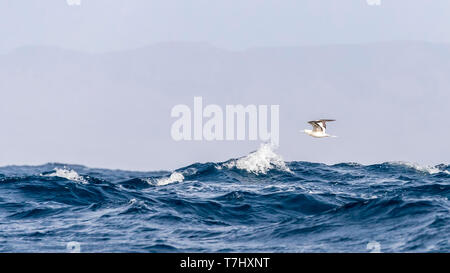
[5,39,450,54]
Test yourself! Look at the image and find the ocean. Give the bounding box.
[0,144,449,252]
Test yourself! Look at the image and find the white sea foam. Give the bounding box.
[155,172,185,186]
[223,143,292,175]
[390,162,450,175]
[43,168,88,184]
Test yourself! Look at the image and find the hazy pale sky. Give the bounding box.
[1,1,449,170]
[1,0,449,53]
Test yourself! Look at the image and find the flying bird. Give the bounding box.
[303,119,337,138]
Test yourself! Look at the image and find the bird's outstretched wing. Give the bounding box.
[308,119,335,132]
[308,121,323,132]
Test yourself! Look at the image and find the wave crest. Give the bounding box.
[389,162,450,175]
[222,144,292,175]
[42,168,88,184]
[154,172,185,186]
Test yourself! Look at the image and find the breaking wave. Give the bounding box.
[221,143,292,174]
[42,167,88,184]
[389,161,450,175]
[153,172,185,186]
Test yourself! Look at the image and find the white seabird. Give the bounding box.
[303,119,337,138]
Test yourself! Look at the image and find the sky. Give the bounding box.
[0,0,449,170]
[0,0,450,53]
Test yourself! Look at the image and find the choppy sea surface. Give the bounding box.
[0,144,449,252]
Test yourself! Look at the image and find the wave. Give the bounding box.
[220,143,292,175]
[0,147,449,252]
[42,167,88,184]
[388,161,450,175]
[153,171,185,186]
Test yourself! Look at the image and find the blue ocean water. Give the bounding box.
[0,145,449,252]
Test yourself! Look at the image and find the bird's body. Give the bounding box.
[303,119,336,138]
[303,129,330,138]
